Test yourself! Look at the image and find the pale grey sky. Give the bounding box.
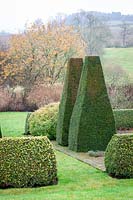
[0,0,133,33]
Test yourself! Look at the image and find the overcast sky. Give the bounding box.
[0,0,133,33]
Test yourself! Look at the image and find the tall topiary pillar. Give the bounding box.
[68,56,116,152]
[56,58,83,146]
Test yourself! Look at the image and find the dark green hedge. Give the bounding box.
[68,56,116,152]
[0,136,58,188]
[24,112,32,135]
[105,134,133,178]
[114,109,133,130]
[56,58,83,146]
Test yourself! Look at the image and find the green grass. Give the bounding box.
[0,112,133,199]
[0,151,133,200]
[102,48,133,80]
[0,112,27,137]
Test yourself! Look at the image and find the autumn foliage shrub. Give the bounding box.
[27,84,62,108]
[29,103,59,140]
[0,86,37,111]
[0,84,62,111]
[0,136,58,188]
[0,87,13,111]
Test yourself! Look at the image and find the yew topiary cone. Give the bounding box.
[56,58,83,146]
[68,56,116,152]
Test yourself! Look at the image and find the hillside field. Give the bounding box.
[102,48,133,81]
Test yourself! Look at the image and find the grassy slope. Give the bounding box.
[0,112,133,199]
[102,48,133,79]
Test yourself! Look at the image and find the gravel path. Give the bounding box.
[52,141,105,171]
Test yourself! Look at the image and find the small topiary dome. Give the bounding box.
[29,103,59,140]
[0,136,58,188]
[105,133,133,178]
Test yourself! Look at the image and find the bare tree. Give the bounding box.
[72,11,111,55]
[120,21,131,47]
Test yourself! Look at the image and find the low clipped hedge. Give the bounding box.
[27,104,133,141]
[114,109,133,130]
[0,136,58,188]
[29,103,59,140]
[105,134,133,178]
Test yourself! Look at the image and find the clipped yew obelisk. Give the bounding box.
[68,56,116,152]
[56,58,83,146]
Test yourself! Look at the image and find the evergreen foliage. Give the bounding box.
[29,103,58,140]
[56,58,83,146]
[69,56,116,152]
[105,134,133,178]
[0,136,58,188]
[114,109,133,130]
[24,112,32,135]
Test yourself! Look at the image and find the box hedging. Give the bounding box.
[113,109,133,129]
[105,134,133,178]
[0,136,58,188]
[56,58,83,146]
[29,103,59,140]
[68,56,116,152]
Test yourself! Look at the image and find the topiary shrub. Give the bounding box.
[24,112,32,135]
[56,58,83,146]
[29,103,59,140]
[0,136,58,188]
[68,56,116,152]
[113,109,133,130]
[105,134,133,178]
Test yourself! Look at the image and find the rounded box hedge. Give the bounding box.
[29,103,59,140]
[105,134,133,178]
[0,136,58,188]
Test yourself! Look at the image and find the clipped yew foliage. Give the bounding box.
[105,134,133,178]
[0,136,58,188]
[24,112,32,135]
[69,56,116,152]
[29,103,59,140]
[56,58,83,146]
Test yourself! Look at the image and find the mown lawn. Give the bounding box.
[0,112,27,137]
[0,112,133,200]
[102,48,133,80]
